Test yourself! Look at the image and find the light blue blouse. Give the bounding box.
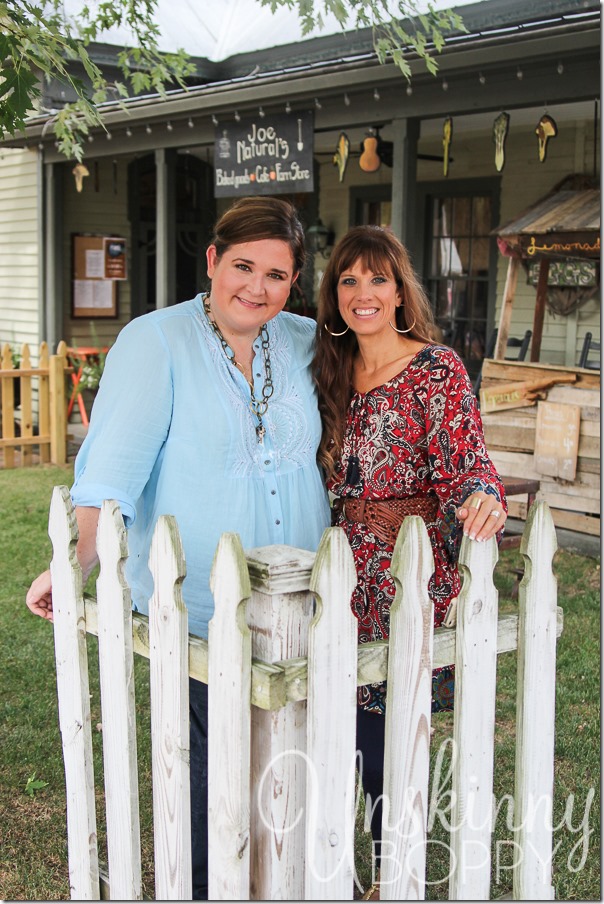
[71,295,330,638]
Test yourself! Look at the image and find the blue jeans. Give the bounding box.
[356,704,387,868]
[189,677,208,900]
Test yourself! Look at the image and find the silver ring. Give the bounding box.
[489,510,501,519]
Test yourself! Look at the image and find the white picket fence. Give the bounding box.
[48,486,562,901]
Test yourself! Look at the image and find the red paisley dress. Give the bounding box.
[328,344,506,715]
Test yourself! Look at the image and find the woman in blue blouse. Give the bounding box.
[26,196,331,899]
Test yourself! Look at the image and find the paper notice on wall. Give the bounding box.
[73,279,114,309]
[85,249,105,278]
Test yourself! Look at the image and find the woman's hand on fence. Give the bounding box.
[456,493,507,542]
[25,570,54,622]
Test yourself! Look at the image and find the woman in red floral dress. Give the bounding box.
[312,225,507,890]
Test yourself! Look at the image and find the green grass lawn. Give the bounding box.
[0,465,600,900]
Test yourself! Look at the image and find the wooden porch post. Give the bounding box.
[531,258,550,362]
[155,149,170,309]
[494,257,520,359]
[390,118,419,253]
[246,546,316,900]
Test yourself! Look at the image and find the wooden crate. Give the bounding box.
[481,360,600,536]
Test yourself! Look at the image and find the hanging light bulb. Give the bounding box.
[285,101,291,114]
[188,117,194,128]
[125,126,132,137]
[344,93,351,106]
[516,67,524,81]
[479,72,486,85]
[314,97,322,110]
[211,114,219,126]
[406,84,413,97]
[145,124,152,134]
[442,79,449,92]
[166,121,173,132]
[88,134,94,143]
[234,110,241,122]
[373,88,380,101]
[106,131,112,140]
[258,106,265,118]
[557,61,564,75]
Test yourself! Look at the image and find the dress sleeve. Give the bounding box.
[424,348,507,557]
[71,316,173,526]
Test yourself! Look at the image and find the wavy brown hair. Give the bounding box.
[312,225,436,477]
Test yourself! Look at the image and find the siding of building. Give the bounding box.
[0,148,40,359]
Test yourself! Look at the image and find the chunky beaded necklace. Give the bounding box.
[203,295,274,443]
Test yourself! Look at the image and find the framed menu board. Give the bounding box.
[72,234,127,318]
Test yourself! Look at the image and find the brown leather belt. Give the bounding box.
[333,495,439,546]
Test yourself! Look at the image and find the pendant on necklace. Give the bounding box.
[256,423,265,444]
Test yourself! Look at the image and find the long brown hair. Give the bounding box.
[211,197,306,275]
[312,225,436,477]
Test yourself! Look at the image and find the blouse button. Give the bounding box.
[271,489,276,496]
[275,519,281,525]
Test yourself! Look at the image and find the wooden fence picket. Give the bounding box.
[449,533,499,900]
[208,532,252,901]
[96,501,142,899]
[513,502,558,900]
[305,528,358,900]
[1,343,15,467]
[382,516,435,901]
[49,486,99,899]
[20,343,33,466]
[148,515,191,901]
[38,342,51,463]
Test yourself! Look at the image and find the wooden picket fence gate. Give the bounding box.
[49,486,562,900]
[0,341,68,467]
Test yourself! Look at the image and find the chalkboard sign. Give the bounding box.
[213,110,314,197]
[534,401,581,481]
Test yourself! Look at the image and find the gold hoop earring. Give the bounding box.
[389,317,416,335]
[324,323,350,337]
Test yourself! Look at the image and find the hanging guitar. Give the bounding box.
[359,129,381,172]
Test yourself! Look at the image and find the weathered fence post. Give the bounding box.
[20,343,33,466]
[449,534,499,900]
[96,500,142,899]
[208,532,252,900]
[305,527,358,900]
[49,347,67,465]
[513,501,558,899]
[49,486,100,899]
[1,342,15,467]
[382,516,435,901]
[245,544,316,900]
[38,342,51,463]
[148,515,192,900]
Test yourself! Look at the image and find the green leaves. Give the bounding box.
[260,0,465,82]
[0,65,39,136]
[0,0,194,160]
[24,772,49,797]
